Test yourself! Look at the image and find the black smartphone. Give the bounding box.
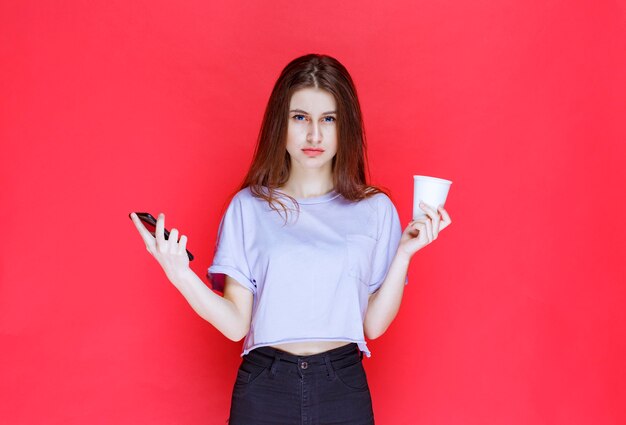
[129,212,194,261]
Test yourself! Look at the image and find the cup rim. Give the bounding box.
[413,175,452,184]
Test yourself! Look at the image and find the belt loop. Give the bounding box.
[324,354,335,380]
[269,351,282,379]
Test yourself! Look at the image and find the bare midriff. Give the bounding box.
[269,340,353,356]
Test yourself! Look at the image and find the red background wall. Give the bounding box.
[1,1,624,424]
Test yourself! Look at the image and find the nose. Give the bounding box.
[306,121,322,144]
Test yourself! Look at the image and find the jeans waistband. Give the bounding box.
[244,342,363,378]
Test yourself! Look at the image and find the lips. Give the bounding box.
[302,148,324,157]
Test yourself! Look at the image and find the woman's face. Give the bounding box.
[285,87,338,174]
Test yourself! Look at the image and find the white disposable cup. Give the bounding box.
[413,175,452,220]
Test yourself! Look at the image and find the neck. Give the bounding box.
[280,168,334,199]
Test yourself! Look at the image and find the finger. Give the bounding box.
[412,221,426,238]
[419,201,436,216]
[407,219,423,228]
[410,219,427,232]
[424,217,433,243]
[169,228,179,254]
[178,235,188,255]
[420,201,438,220]
[155,213,166,251]
[437,206,452,230]
[420,202,440,239]
[415,222,429,244]
[130,213,156,248]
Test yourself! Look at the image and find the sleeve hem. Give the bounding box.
[368,276,409,294]
[207,265,256,294]
[368,279,384,295]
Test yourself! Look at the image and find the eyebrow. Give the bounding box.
[289,109,337,115]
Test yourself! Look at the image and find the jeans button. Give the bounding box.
[300,361,308,369]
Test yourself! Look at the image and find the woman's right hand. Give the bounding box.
[130,212,191,284]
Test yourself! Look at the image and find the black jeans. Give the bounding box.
[227,342,375,425]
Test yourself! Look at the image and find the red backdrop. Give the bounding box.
[1,1,624,424]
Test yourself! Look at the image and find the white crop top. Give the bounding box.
[208,186,408,357]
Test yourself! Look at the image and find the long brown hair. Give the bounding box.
[236,53,389,221]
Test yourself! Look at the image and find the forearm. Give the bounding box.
[363,252,411,339]
[169,268,247,341]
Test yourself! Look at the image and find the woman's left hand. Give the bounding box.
[398,202,452,260]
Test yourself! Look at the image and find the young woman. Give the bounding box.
[131,53,451,424]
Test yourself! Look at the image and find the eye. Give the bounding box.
[323,116,336,123]
[292,114,306,121]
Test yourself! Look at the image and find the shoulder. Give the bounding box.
[227,186,256,207]
[371,191,393,205]
[367,192,402,227]
[225,186,271,216]
[233,186,274,202]
[350,192,398,227]
[363,191,396,211]
[233,186,252,200]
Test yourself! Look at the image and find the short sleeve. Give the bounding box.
[207,195,256,294]
[368,195,409,294]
